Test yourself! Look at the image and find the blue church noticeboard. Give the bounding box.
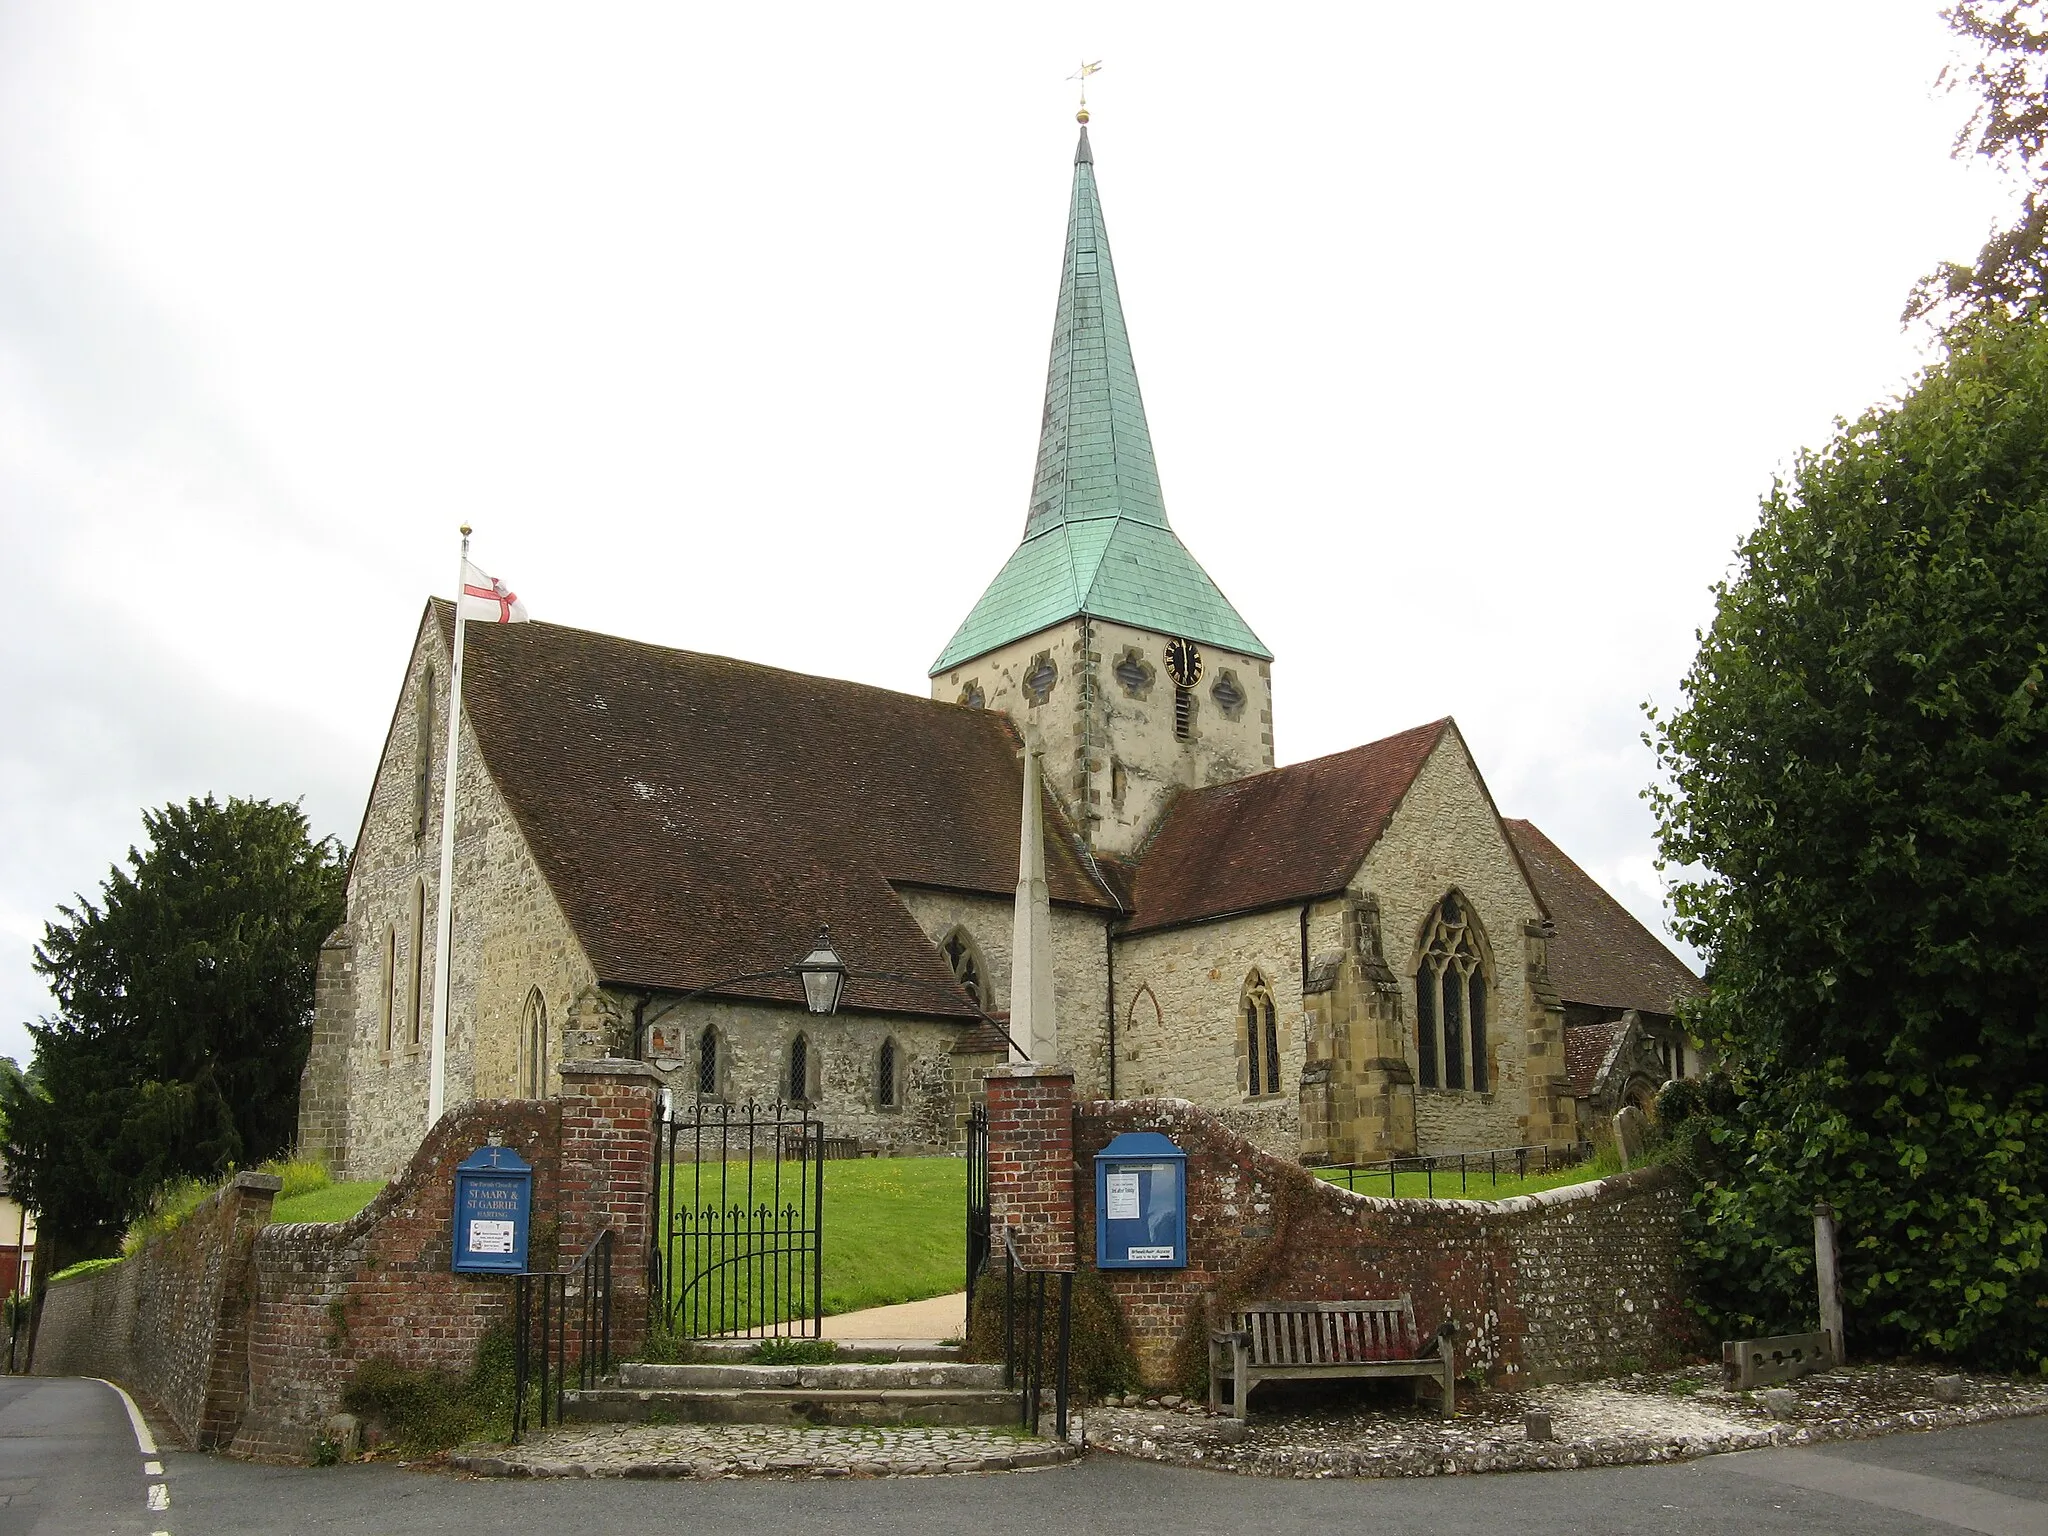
[452,1143,532,1274]
[1094,1131,1187,1270]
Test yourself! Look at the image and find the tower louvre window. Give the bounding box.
[1174,686,1192,740]
[1211,670,1246,719]
[1023,654,1058,704]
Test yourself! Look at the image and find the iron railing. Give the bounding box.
[1001,1229,1073,1440]
[1316,1140,1595,1199]
[653,1097,824,1339]
[965,1103,990,1323]
[512,1228,613,1444]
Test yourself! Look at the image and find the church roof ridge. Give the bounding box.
[931,127,1268,674]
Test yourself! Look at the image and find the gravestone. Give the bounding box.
[1612,1105,1650,1171]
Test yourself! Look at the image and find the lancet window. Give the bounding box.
[1242,972,1281,1098]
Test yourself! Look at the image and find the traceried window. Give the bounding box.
[941,928,986,1008]
[787,1031,811,1104]
[520,987,548,1098]
[1414,893,1489,1092]
[877,1037,900,1109]
[1241,972,1281,1098]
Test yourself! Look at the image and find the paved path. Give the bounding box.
[819,1291,965,1340]
[0,1375,171,1535]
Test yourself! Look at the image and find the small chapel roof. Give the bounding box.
[931,126,1268,673]
[432,603,1115,1018]
[1503,819,1704,1018]
[1123,719,1451,934]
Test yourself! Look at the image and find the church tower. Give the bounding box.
[931,122,1273,857]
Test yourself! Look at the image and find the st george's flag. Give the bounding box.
[457,559,528,623]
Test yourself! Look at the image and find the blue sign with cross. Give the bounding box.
[1094,1131,1188,1269]
[452,1143,532,1274]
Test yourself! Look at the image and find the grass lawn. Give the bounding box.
[655,1155,966,1329]
[1314,1153,1618,1202]
[273,1179,385,1224]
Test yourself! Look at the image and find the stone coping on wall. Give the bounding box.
[985,1062,1077,1080]
[559,1057,665,1080]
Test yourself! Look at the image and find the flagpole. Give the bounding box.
[426,525,471,1128]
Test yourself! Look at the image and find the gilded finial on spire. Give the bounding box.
[1069,59,1102,123]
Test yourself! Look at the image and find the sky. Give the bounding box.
[0,2,2019,1070]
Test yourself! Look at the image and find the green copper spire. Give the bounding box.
[932,126,1270,675]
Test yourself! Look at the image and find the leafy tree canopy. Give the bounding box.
[1910,3,2048,329]
[1650,320,2048,1370]
[0,797,345,1255]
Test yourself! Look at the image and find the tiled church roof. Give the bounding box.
[1503,819,1703,1018]
[1564,1019,1626,1098]
[1123,719,1450,934]
[435,603,1115,1020]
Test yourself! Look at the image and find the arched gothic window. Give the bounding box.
[696,1026,723,1099]
[1414,893,1489,1092]
[520,987,548,1098]
[1241,972,1281,1098]
[407,879,428,1048]
[877,1037,900,1109]
[414,665,436,838]
[787,1032,811,1104]
[379,925,398,1055]
[940,928,986,1007]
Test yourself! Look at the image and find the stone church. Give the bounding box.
[298,124,1702,1181]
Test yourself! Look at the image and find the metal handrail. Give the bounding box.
[512,1229,613,1444]
[1000,1228,1074,1441]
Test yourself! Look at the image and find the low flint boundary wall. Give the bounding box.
[31,1060,659,1460]
[987,1068,1690,1389]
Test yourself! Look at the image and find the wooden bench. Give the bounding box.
[1208,1298,1456,1420]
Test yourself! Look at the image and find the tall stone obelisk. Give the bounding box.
[1010,734,1057,1063]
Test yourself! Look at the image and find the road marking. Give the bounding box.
[143,1460,163,1475]
[1716,1448,2048,1535]
[91,1379,158,1455]
[146,1483,169,1511]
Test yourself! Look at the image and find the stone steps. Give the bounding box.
[564,1385,1019,1428]
[619,1360,1003,1391]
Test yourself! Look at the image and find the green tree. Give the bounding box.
[1,797,346,1257]
[1910,3,2048,329]
[1650,319,2048,1371]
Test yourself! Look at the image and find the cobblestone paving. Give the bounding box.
[1089,1363,2048,1479]
[451,1422,1078,1479]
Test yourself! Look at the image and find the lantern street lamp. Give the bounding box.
[795,927,847,1016]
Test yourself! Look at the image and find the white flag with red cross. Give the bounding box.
[458,559,528,623]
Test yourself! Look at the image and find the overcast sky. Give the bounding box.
[0,3,2016,1070]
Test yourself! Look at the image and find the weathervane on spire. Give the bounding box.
[1070,59,1102,123]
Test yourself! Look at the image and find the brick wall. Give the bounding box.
[33,1062,660,1462]
[1028,1096,1687,1389]
[985,1066,1077,1270]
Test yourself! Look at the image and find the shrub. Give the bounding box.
[339,1323,520,1455]
[964,1268,1139,1400]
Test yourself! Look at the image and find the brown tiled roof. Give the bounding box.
[1123,720,1450,934]
[1504,819,1704,1017]
[434,603,1114,1020]
[1564,1020,1624,1099]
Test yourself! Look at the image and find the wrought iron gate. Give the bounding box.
[653,1098,824,1339]
[965,1102,990,1321]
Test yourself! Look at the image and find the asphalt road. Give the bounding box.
[6,1375,2047,1535]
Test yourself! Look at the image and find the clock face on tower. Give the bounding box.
[1164,638,1203,689]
